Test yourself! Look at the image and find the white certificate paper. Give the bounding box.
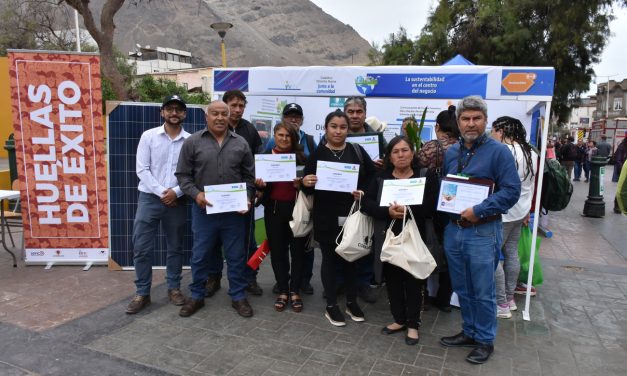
[436,179,490,214]
[379,178,426,206]
[315,161,360,193]
[347,134,380,160]
[255,154,296,182]
[204,183,248,214]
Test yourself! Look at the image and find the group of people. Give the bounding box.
[125,92,539,365]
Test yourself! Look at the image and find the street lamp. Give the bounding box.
[210,22,233,67]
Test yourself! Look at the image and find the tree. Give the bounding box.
[368,27,416,66]
[62,0,134,99]
[379,0,625,124]
[134,76,210,105]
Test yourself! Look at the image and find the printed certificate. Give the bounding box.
[347,133,384,160]
[436,177,491,214]
[204,183,248,214]
[379,178,426,206]
[255,154,296,182]
[315,161,360,193]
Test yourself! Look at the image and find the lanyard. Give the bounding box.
[457,135,486,174]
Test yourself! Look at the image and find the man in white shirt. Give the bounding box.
[126,95,191,314]
[489,116,538,319]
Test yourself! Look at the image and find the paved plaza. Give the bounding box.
[1,173,626,376]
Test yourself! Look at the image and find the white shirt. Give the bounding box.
[136,124,190,197]
[503,143,537,222]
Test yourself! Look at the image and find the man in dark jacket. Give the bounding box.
[559,136,577,180]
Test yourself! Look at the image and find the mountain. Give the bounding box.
[97,0,372,67]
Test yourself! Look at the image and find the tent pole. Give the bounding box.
[523,100,552,321]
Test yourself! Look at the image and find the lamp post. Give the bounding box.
[210,22,233,67]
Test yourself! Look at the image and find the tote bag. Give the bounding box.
[335,198,373,262]
[289,191,313,238]
[380,207,436,279]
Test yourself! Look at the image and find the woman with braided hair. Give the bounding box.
[490,116,538,319]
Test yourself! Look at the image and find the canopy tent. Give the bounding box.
[213,64,555,321]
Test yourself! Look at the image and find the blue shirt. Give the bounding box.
[264,129,317,157]
[443,134,521,218]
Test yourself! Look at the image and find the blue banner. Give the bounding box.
[214,70,249,92]
[362,73,487,99]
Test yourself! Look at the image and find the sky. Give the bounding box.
[310,0,626,96]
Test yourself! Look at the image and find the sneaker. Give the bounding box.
[126,295,150,314]
[357,286,377,303]
[497,304,512,319]
[514,283,537,296]
[345,301,365,322]
[245,281,263,296]
[325,305,346,327]
[205,276,221,297]
[508,298,518,311]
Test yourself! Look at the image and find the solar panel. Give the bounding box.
[107,102,207,269]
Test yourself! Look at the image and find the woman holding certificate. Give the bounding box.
[255,123,307,312]
[301,109,376,327]
[361,136,439,345]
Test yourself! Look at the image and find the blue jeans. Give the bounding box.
[133,192,186,296]
[207,210,257,283]
[444,220,503,344]
[574,160,583,180]
[189,204,248,301]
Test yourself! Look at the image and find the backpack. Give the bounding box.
[565,144,578,160]
[540,158,573,211]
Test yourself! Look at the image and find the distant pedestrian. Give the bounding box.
[574,139,586,182]
[585,140,598,182]
[559,136,577,180]
[597,135,612,158]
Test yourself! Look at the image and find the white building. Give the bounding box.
[128,45,193,74]
[569,96,596,130]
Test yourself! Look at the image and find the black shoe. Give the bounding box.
[245,281,263,296]
[301,282,314,295]
[345,301,365,322]
[357,286,377,303]
[440,332,478,347]
[466,344,494,364]
[405,335,420,346]
[179,298,205,317]
[272,283,280,294]
[205,276,221,297]
[381,325,406,335]
[325,305,346,327]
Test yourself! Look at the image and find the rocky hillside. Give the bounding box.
[96,0,372,67]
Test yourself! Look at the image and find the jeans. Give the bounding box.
[495,219,523,305]
[207,210,258,283]
[574,160,583,180]
[444,220,502,344]
[584,160,591,180]
[132,192,186,296]
[189,204,248,301]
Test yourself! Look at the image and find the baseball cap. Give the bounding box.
[161,95,187,110]
[282,103,303,116]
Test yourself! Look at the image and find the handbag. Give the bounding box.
[517,225,543,286]
[289,191,313,238]
[335,198,373,262]
[380,206,436,279]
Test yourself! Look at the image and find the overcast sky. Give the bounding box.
[310,0,626,96]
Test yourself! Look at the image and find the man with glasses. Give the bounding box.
[126,95,191,314]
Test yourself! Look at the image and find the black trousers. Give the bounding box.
[384,262,425,329]
[320,241,357,306]
[264,200,306,294]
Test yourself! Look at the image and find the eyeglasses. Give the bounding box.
[163,106,186,113]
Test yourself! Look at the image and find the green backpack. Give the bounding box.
[541,159,573,211]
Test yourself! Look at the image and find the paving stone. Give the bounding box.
[227,354,275,376]
[338,353,377,375]
[383,339,419,364]
[401,364,440,375]
[414,354,444,372]
[419,345,446,359]
[441,347,480,375]
[370,359,405,375]
[294,360,339,376]
[308,350,347,366]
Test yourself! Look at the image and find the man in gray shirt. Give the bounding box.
[175,101,256,318]
[597,135,612,158]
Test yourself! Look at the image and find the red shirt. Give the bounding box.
[269,148,297,201]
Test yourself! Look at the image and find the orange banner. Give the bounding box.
[8,51,108,262]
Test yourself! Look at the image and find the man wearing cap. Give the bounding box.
[205,90,264,298]
[265,103,317,295]
[126,95,191,314]
[176,101,256,318]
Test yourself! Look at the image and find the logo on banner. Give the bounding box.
[329,97,345,108]
[355,76,378,95]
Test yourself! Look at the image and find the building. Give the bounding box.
[569,96,596,130]
[128,45,193,75]
[147,67,215,94]
[594,79,627,121]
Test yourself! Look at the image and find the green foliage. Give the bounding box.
[404,107,428,153]
[376,0,623,125]
[134,76,210,105]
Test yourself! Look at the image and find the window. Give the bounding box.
[613,98,623,111]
